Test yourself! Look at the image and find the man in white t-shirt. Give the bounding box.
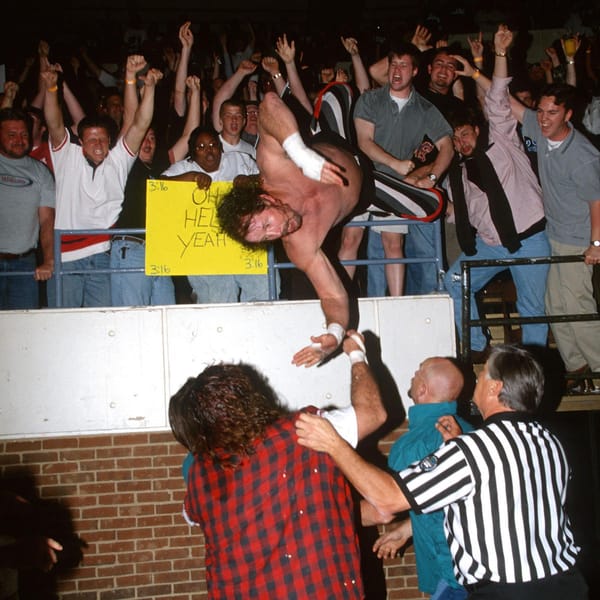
[41,55,160,308]
[217,99,256,158]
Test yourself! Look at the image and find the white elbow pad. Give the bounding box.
[282,132,325,181]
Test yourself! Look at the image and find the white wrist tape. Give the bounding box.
[348,350,367,365]
[346,332,367,364]
[282,132,325,181]
[326,322,345,346]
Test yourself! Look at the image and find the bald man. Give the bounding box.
[368,357,473,599]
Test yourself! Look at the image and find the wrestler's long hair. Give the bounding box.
[169,363,286,467]
[216,179,268,247]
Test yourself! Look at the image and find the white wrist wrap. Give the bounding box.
[326,322,345,346]
[346,332,367,364]
[282,132,325,181]
[348,350,367,365]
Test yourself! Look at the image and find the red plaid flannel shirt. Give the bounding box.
[184,408,364,599]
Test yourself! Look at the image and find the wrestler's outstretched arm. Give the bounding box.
[288,246,349,368]
[258,91,346,185]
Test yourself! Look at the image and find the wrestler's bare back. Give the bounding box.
[257,140,362,251]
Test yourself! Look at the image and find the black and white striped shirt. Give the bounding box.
[394,412,580,586]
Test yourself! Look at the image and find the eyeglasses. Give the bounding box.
[195,142,218,150]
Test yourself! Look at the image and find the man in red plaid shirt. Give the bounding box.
[169,331,386,599]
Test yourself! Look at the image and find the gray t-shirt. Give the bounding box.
[0,153,55,253]
[522,109,600,246]
[353,85,452,178]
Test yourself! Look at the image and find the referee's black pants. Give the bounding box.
[466,567,588,599]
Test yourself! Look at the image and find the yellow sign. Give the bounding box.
[145,180,267,276]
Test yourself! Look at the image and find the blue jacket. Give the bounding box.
[388,401,473,594]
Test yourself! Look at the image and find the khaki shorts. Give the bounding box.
[348,205,409,234]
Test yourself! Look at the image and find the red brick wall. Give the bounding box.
[378,428,426,600]
[0,427,424,599]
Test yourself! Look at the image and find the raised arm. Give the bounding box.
[261,55,289,97]
[16,54,36,88]
[476,24,525,139]
[211,59,257,132]
[173,21,194,117]
[61,76,87,134]
[342,331,387,439]
[274,34,312,113]
[452,53,490,92]
[560,34,580,87]
[120,54,145,136]
[341,36,370,94]
[169,75,201,163]
[40,67,67,148]
[0,81,19,109]
[493,24,512,79]
[29,40,51,110]
[217,32,234,80]
[465,31,488,110]
[123,66,163,155]
[79,44,117,87]
[411,24,433,53]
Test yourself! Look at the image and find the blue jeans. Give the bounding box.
[367,229,387,297]
[431,579,468,600]
[443,231,550,351]
[0,252,38,309]
[110,239,175,306]
[187,273,276,303]
[405,221,439,295]
[47,252,111,308]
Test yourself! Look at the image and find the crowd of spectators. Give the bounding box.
[1,8,600,343]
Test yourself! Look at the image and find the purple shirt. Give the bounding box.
[448,76,545,247]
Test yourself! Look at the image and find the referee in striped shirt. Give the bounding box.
[296,344,588,598]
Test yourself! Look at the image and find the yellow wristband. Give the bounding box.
[472,69,481,80]
[47,85,58,93]
[473,56,483,63]
[125,79,136,85]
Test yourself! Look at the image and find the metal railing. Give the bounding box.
[459,255,600,382]
[0,218,444,308]
[51,228,146,308]
[267,217,445,299]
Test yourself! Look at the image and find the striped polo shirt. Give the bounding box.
[394,412,580,586]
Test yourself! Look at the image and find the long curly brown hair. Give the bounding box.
[216,179,269,247]
[169,363,286,467]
